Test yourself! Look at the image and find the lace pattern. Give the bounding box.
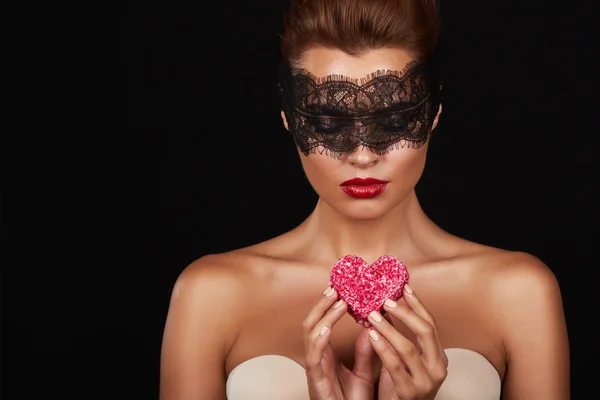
[279,61,441,158]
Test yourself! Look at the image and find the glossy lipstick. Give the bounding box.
[340,177,388,199]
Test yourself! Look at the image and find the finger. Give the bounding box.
[368,310,430,383]
[352,328,375,383]
[306,298,348,345]
[367,328,412,387]
[401,285,435,325]
[302,287,338,336]
[400,284,447,365]
[304,322,331,382]
[385,290,444,367]
[305,299,347,372]
[383,299,441,364]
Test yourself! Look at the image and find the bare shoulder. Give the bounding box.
[171,246,281,308]
[457,244,566,338]
[175,252,249,294]
[160,249,286,399]
[483,248,564,318]
[457,247,569,397]
[463,246,561,299]
[164,253,252,349]
[172,249,269,306]
[437,241,563,315]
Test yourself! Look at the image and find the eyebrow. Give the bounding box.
[299,106,351,117]
[290,60,423,85]
[297,102,414,117]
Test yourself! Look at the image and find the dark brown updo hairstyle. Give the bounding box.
[280,0,440,64]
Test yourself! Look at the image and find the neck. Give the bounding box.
[301,190,436,264]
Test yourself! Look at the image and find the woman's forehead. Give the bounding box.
[296,47,416,82]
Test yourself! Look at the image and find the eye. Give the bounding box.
[381,125,408,135]
[387,113,406,126]
[312,118,344,134]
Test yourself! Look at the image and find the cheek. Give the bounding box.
[387,148,428,184]
[299,153,340,186]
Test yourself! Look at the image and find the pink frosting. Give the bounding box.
[329,255,409,325]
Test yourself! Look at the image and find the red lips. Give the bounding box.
[341,177,388,186]
[340,177,389,199]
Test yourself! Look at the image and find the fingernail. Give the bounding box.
[369,329,379,341]
[404,284,413,297]
[323,287,335,296]
[333,299,344,309]
[384,299,397,308]
[319,325,329,336]
[369,311,383,322]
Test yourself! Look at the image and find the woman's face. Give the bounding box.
[281,47,441,221]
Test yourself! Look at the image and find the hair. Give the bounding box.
[281,0,440,64]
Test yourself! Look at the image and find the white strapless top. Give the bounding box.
[226,348,501,400]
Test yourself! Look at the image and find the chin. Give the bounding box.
[333,200,395,221]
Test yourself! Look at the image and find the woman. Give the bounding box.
[160,0,569,399]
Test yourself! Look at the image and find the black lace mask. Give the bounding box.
[278,60,441,158]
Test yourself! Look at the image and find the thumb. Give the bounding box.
[353,328,375,383]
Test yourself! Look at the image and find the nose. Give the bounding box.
[347,146,379,168]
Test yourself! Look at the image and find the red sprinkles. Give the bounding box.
[329,255,409,326]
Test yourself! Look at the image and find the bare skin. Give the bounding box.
[160,47,569,400]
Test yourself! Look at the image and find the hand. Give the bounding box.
[303,287,376,400]
[367,284,448,400]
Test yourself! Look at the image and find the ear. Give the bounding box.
[431,103,443,132]
[280,111,289,131]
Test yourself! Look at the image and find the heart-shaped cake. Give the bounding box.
[329,255,409,326]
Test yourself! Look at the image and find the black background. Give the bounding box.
[3,0,594,399]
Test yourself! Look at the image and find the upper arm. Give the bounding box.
[494,253,569,400]
[160,256,241,400]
